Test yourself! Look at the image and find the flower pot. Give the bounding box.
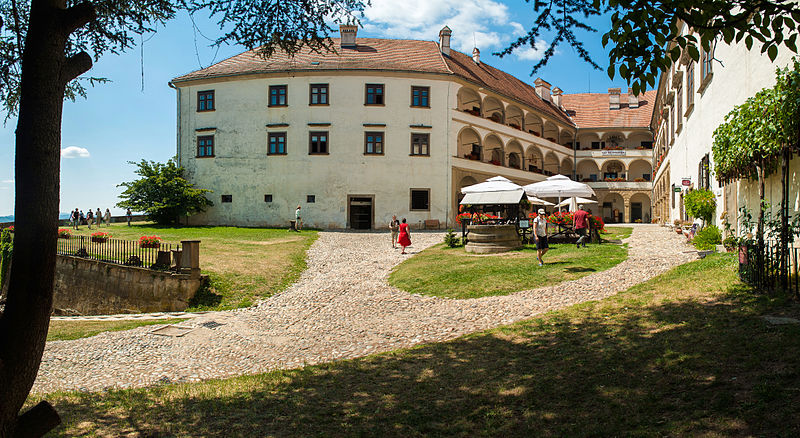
[91,237,108,243]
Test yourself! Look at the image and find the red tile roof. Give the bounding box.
[560,90,656,128]
[172,38,573,126]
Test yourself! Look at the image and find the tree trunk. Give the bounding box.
[0,0,94,436]
[756,163,766,285]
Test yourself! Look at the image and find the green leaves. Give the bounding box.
[117,159,213,225]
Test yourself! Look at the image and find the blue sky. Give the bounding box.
[0,0,633,216]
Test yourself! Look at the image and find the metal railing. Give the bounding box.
[56,235,179,269]
[738,240,799,298]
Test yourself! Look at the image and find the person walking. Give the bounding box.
[397,218,412,254]
[71,208,80,229]
[533,208,549,266]
[95,208,103,227]
[295,205,302,231]
[104,208,111,227]
[79,210,85,226]
[86,209,94,229]
[573,204,590,248]
[389,215,400,248]
[126,208,132,226]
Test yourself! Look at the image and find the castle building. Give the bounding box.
[170,25,654,229]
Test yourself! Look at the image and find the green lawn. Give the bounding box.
[68,222,318,310]
[30,253,800,436]
[47,319,187,342]
[388,227,632,299]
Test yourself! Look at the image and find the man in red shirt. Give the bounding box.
[573,204,590,248]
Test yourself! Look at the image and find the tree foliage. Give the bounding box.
[712,57,800,182]
[498,1,800,95]
[683,189,716,224]
[117,159,213,225]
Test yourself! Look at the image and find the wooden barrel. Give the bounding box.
[465,224,522,254]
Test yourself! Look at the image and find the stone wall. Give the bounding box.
[53,255,203,315]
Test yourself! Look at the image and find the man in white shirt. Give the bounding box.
[295,205,302,231]
[533,208,549,267]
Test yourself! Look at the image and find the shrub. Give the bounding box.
[693,225,722,250]
[684,189,716,224]
[443,229,461,248]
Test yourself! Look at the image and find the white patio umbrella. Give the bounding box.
[555,196,599,209]
[523,175,596,211]
[460,176,522,193]
[528,196,555,206]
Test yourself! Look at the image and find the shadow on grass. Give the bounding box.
[186,277,221,309]
[563,266,596,272]
[47,280,800,436]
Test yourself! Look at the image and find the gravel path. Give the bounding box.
[33,225,697,393]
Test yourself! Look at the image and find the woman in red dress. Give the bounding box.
[397,218,412,254]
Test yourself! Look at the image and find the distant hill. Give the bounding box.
[0,213,72,223]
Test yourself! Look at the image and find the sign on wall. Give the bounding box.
[681,177,692,186]
[601,150,626,156]
[673,186,682,193]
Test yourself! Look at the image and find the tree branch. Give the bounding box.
[16,401,61,437]
[61,1,96,35]
[61,52,92,84]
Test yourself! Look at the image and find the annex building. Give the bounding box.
[170,25,655,229]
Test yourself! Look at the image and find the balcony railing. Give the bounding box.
[454,109,574,151]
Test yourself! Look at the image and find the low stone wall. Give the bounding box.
[53,255,203,315]
[465,224,522,254]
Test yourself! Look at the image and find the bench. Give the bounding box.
[424,219,440,230]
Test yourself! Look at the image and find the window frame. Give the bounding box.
[221,194,232,203]
[365,84,385,106]
[268,132,287,155]
[197,90,215,112]
[306,195,316,203]
[410,86,430,108]
[264,194,273,203]
[309,131,329,155]
[686,61,695,110]
[364,131,384,155]
[309,83,329,106]
[197,135,215,158]
[676,82,683,131]
[269,85,288,107]
[410,133,430,156]
[409,188,431,211]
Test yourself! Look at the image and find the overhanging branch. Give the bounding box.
[61,1,96,35]
[61,52,92,84]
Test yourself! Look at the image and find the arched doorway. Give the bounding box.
[630,193,652,223]
[458,127,482,160]
[602,193,625,223]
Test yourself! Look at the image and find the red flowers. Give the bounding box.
[58,228,71,239]
[139,235,162,248]
[90,231,111,243]
[455,213,472,224]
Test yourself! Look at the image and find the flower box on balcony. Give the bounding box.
[634,178,646,182]
[489,160,501,165]
[463,108,481,117]
[508,124,521,130]
[529,130,541,137]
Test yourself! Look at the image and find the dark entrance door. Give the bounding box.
[349,197,372,229]
[632,202,642,222]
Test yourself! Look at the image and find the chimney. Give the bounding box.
[551,86,563,107]
[438,26,452,57]
[608,87,621,110]
[339,24,358,49]
[534,78,552,102]
[628,88,639,108]
[472,47,480,64]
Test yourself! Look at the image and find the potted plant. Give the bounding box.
[91,231,111,243]
[58,228,71,239]
[673,219,683,233]
[139,235,162,249]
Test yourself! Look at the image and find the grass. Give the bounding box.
[47,319,187,342]
[388,226,632,299]
[29,253,800,437]
[68,222,318,310]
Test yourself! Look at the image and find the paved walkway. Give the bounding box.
[34,225,697,393]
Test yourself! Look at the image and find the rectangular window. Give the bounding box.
[197,135,214,157]
[307,195,316,203]
[197,90,215,111]
[701,47,713,81]
[310,84,329,105]
[686,62,695,109]
[410,133,430,156]
[264,194,273,203]
[670,105,675,137]
[676,84,683,130]
[221,195,232,203]
[365,84,384,105]
[309,131,328,154]
[591,141,605,150]
[269,85,287,106]
[641,141,653,149]
[411,86,430,107]
[410,189,430,211]
[364,132,384,155]
[268,132,287,155]
[699,154,711,190]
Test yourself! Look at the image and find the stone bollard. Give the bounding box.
[180,240,201,279]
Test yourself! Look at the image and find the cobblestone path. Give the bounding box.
[34,225,697,393]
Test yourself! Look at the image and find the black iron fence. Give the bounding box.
[738,240,799,297]
[56,235,179,269]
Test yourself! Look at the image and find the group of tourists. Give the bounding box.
[69,208,120,229]
[532,204,591,266]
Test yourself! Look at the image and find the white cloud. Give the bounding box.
[362,0,522,52]
[61,146,90,159]
[514,39,549,61]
